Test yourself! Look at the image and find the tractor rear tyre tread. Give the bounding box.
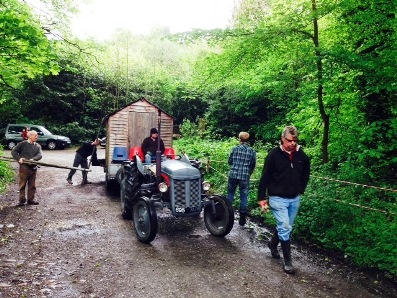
[120,177,132,220]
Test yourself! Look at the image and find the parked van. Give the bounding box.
[5,124,71,150]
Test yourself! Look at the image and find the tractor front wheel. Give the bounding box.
[133,197,158,243]
[204,195,234,237]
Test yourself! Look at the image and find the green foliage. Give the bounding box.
[179,119,199,139]
[1,10,210,135]
[0,0,60,90]
[51,122,99,145]
[161,85,208,127]
[0,151,14,193]
[192,0,397,171]
[174,136,235,192]
[295,172,397,276]
[356,120,397,182]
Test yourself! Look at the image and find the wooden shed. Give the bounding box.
[103,98,174,167]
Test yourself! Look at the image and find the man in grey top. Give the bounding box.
[11,130,43,206]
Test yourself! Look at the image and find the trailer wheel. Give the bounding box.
[120,177,132,220]
[115,167,124,184]
[133,197,158,243]
[204,195,234,237]
[105,174,119,194]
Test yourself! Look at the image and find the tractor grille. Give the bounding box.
[173,178,201,210]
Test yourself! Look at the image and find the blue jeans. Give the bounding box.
[145,152,166,163]
[145,152,158,163]
[269,196,301,241]
[227,177,249,214]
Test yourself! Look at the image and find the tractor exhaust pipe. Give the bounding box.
[156,108,162,184]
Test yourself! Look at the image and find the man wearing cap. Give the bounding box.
[141,128,165,163]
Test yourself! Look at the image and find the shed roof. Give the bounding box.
[102,97,173,124]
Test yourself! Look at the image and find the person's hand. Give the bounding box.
[258,200,269,213]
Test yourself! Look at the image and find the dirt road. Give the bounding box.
[0,148,396,297]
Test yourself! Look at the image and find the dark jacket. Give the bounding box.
[257,146,310,199]
[76,142,97,160]
[141,137,165,155]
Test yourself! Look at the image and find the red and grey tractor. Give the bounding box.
[119,147,234,243]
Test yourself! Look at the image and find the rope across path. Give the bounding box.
[205,158,396,216]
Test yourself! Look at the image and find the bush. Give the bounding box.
[295,175,397,276]
[0,149,14,193]
[50,122,99,145]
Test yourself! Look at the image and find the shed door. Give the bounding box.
[128,111,157,148]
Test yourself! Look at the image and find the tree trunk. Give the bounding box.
[312,0,329,164]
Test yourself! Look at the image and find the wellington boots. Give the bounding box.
[267,230,280,259]
[239,212,247,226]
[280,240,296,274]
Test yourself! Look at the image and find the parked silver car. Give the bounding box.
[5,124,71,150]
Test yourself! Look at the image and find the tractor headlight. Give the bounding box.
[158,182,168,193]
[202,181,210,191]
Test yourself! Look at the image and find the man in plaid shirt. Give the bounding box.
[227,132,256,226]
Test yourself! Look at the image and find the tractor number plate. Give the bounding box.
[175,206,201,213]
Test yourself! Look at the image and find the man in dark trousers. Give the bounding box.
[11,130,43,206]
[67,138,100,185]
[141,128,165,163]
[257,125,310,274]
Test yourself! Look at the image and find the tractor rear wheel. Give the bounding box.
[133,197,158,243]
[120,161,141,219]
[204,195,234,237]
[120,177,132,220]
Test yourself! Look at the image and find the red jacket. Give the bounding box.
[21,130,28,140]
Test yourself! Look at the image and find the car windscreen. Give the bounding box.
[31,126,52,135]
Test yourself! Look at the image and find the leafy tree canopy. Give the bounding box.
[0,0,60,94]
